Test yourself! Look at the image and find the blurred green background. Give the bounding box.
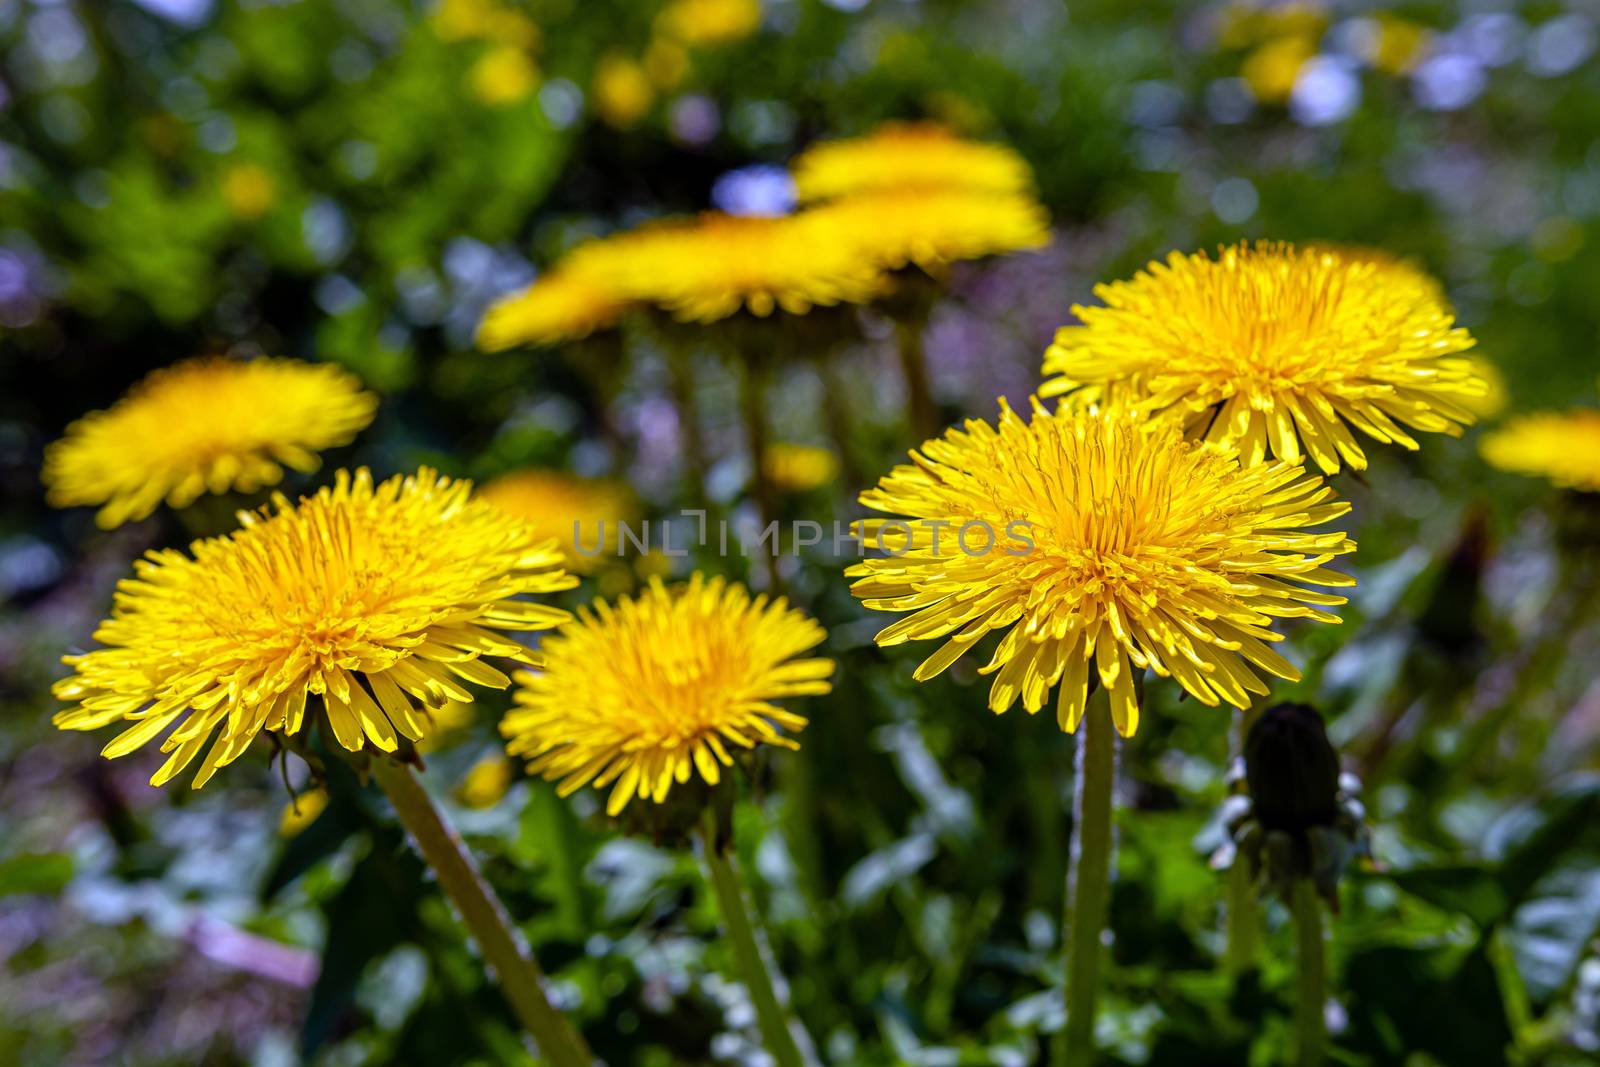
[4,0,1600,1064]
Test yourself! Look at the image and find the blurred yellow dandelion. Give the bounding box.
[476,267,630,350]
[1041,242,1484,473]
[52,468,576,787]
[503,574,833,815]
[471,45,539,105]
[220,162,277,220]
[457,753,516,808]
[1242,35,1316,103]
[593,53,654,128]
[607,212,886,322]
[813,187,1050,273]
[655,0,761,46]
[43,358,378,529]
[478,468,634,572]
[762,443,839,492]
[847,401,1356,737]
[278,789,329,837]
[791,121,1036,203]
[1481,410,1600,493]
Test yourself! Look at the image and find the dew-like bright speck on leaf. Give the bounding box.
[790,121,1037,203]
[43,357,378,529]
[502,573,833,816]
[1480,409,1600,493]
[1040,242,1484,473]
[846,400,1356,737]
[52,468,576,788]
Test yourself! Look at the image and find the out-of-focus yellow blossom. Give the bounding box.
[1369,14,1431,75]
[1243,35,1316,103]
[763,444,839,492]
[791,122,1036,203]
[433,0,539,48]
[477,469,635,573]
[278,789,329,837]
[813,187,1050,273]
[457,753,516,808]
[1461,358,1507,420]
[645,37,690,89]
[1481,410,1600,493]
[1217,0,1327,49]
[221,163,277,221]
[471,45,539,105]
[602,212,887,322]
[44,358,377,529]
[417,700,478,754]
[594,54,654,129]
[655,0,761,46]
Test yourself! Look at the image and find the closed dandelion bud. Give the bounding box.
[1245,703,1341,834]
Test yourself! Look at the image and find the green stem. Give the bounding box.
[370,760,595,1067]
[698,816,806,1067]
[739,357,783,595]
[894,315,937,443]
[1292,879,1327,1067]
[1059,685,1116,1067]
[664,340,710,509]
[1225,702,1263,977]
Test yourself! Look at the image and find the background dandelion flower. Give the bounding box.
[52,468,576,787]
[847,400,1356,737]
[476,267,631,350]
[502,574,834,815]
[607,212,886,322]
[791,121,1036,202]
[477,468,634,572]
[1481,410,1600,492]
[812,187,1050,273]
[1041,242,1484,473]
[43,357,378,529]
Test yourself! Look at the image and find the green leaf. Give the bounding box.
[0,853,73,898]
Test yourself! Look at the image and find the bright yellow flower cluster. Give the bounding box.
[502,574,834,815]
[848,401,1355,736]
[52,468,576,787]
[1481,410,1600,492]
[790,122,1036,203]
[44,357,377,529]
[1041,242,1485,473]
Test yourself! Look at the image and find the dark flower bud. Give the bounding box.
[1244,703,1341,834]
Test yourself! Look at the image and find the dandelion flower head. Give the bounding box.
[44,357,378,529]
[791,122,1036,203]
[503,574,833,815]
[1481,410,1600,493]
[847,400,1356,736]
[53,468,576,787]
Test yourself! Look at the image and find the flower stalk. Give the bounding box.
[698,813,807,1067]
[370,759,595,1067]
[1291,877,1327,1067]
[1059,684,1116,1067]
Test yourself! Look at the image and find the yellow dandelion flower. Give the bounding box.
[655,0,761,46]
[471,45,539,105]
[847,401,1356,737]
[502,574,833,816]
[762,443,839,492]
[1041,242,1484,474]
[1369,14,1431,76]
[52,468,577,788]
[606,212,886,323]
[44,358,378,530]
[1242,35,1316,103]
[812,187,1050,273]
[220,162,277,220]
[593,53,654,129]
[418,699,478,753]
[278,788,329,837]
[1481,410,1600,493]
[477,468,634,573]
[476,267,630,350]
[457,753,516,808]
[433,0,539,48]
[1461,357,1507,420]
[791,121,1036,203]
